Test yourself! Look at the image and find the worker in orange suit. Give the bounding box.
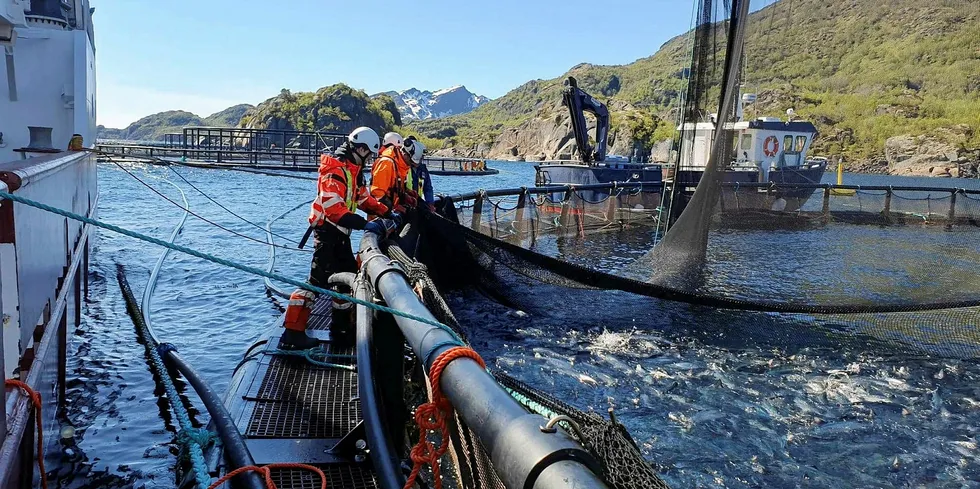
[281,126,400,350]
[370,132,419,215]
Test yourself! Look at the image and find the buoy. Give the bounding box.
[830,160,856,196]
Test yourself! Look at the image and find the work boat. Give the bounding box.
[534,77,663,190]
[672,93,827,212]
[534,78,827,212]
[0,0,98,487]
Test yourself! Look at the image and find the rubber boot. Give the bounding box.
[279,289,319,350]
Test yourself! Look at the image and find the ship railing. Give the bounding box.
[0,150,97,486]
[422,156,491,172]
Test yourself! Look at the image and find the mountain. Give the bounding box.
[412,0,980,173]
[203,104,254,127]
[97,104,253,141]
[97,110,206,142]
[238,84,401,134]
[378,86,490,121]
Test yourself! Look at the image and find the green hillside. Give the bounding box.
[413,0,980,163]
[239,85,401,134]
[203,104,254,127]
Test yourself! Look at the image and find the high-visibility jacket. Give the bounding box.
[309,154,388,233]
[411,163,434,204]
[370,145,414,207]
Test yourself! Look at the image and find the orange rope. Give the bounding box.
[5,379,47,489]
[207,463,327,489]
[404,346,486,489]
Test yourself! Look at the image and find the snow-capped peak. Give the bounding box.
[378,85,490,120]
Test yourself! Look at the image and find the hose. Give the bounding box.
[264,200,313,299]
[136,179,263,489]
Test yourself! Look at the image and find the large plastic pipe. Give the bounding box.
[359,232,608,489]
[343,273,404,489]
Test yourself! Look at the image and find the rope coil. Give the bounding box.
[404,346,486,489]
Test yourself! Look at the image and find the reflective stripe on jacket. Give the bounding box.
[309,154,388,233]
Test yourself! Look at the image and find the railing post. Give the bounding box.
[605,185,618,222]
[512,188,528,242]
[559,188,574,233]
[0,191,6,442]
[883,188,892,221]
[822,187,830,216]
[470,191,484,232]
[947,189,958,227]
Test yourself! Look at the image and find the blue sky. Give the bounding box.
[94,0,718,127]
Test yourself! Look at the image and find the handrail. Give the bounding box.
[439,181,980,204]
[442,181,655,202]
[0,151,88,191]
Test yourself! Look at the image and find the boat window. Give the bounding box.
[795,135,807,152]
[783,135,794,153]
[740,134,753,152]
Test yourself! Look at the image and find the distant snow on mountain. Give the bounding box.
[378,85,490,120]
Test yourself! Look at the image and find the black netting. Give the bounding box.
[413,0,980,359]
[397,240,670,489]
[494,373,670,489]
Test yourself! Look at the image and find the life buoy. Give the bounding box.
[763,136,779,157]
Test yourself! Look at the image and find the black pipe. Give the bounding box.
[359,232,608,489]
[162,351,265,489]
[348,273,405,489]
[117,267,264,489]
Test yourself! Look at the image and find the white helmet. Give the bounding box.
[348,127,381,154]
[410,140,425,164]
[382,132,403,149]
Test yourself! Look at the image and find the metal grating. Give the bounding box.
[307,296,333,331]
[270,465,377,489]
[247,356,359,438]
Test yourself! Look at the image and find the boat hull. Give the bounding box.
[535,160,828,212]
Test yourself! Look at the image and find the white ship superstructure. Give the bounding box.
[1,0,96,161]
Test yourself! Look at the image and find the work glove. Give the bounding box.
[365,218,397,238]
[388,211,403,228]
[402,193,418,209]
[406,189,420,200]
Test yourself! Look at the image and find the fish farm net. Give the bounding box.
[388,242,672,489]
[416,0,980,359]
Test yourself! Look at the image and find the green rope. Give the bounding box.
[0,189,464,346]
[118,268,214,489]
[263,347,357,371]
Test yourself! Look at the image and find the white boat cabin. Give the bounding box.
[677,116,819,177]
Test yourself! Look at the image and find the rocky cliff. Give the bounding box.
[240,85,400,134]
[884,125,979,177]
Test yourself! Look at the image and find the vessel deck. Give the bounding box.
[215,297,378,488]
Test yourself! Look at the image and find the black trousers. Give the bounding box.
[308,226,357,288]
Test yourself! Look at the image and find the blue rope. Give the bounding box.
[0,189,464,346]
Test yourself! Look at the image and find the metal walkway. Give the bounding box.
[216,297,378,489]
